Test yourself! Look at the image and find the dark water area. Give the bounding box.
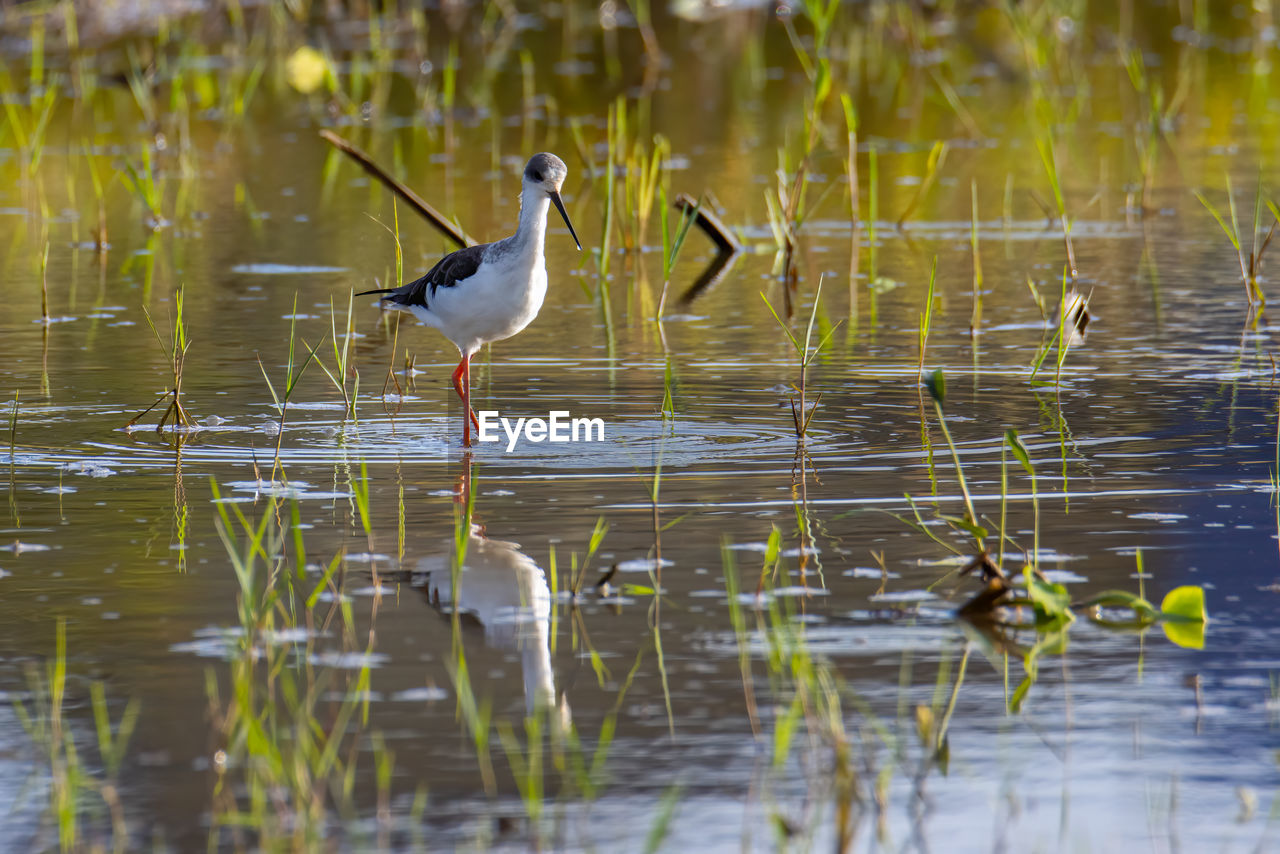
[1,1,1280,850]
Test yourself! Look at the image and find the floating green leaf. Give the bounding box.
[926,369,946,406]
[1160,585,1207,622]
[1160,585,1207,649]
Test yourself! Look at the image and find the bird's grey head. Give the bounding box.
[523,152,568,192]
[522,152,580,251]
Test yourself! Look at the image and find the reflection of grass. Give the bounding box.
[14,620,139,851]
[208,484,388,848]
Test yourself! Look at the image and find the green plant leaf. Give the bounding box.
[759,291,801,352]
[1160,580,1210,648]
[938,514,987,540]
[1161,585,1207,622]
[1194,189,1241,252]
[1005,429,1033,474]
[925,369,946,406]
[1023,566,1073,624]
[1009,673,1033,713]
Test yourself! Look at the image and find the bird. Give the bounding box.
[357,153,581,446]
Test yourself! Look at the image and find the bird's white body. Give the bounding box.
[397,185,553,358]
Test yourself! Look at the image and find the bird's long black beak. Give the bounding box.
[550,190,582,251]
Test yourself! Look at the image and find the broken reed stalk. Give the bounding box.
[673,193,740,255]
[670,192,742,305]
[319,129,474,250]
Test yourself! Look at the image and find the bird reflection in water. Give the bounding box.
[417,522,571,726]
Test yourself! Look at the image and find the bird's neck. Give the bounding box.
[512,183,550,256]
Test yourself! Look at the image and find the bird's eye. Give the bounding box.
[531,171,544,182]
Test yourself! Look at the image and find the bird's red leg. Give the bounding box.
[451,359,467,400]
[464,357,479,430]
[452,357,471,447]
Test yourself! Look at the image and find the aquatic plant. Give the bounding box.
[916,259,938,388]
[316,289,360,419]
[895,141,948,230]
[0,69,57,175]
[570,516,610,597]
[127,283,194,434]
[969,181,983,339]
[654,186,699,353]
[761,276,842,440]
[1194,175,1277,308]
[122,147,165,229]
[260,296,323,480]
[1029,268,1090,383]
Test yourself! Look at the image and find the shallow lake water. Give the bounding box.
[1,2,1279,850]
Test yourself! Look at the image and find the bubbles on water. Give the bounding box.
[0,541,50,554]
[345,553,392,564]
[60,460,116,477]
[310,650,390,669]
[868,590,937,603]
[616,557,674,573]
[393,686,449,702]
[844,566,899,579]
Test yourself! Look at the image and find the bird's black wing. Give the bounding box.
[356,242,489,308]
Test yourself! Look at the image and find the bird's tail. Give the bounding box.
[354,286,396,297]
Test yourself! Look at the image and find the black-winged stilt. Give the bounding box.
[358,153,581,446]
